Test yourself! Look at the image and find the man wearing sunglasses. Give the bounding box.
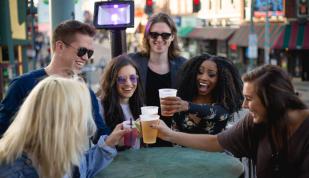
[0,20,109,143]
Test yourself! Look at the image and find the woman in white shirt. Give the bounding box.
[97,54,144,150]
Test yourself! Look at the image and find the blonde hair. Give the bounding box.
[0,76,96,178]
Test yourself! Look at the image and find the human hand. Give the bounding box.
[105,123,130,147]
[151,120,174,142]
[160,96,189,116]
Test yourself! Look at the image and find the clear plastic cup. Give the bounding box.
[140,114,160,144]
[141,106,159,115]
[123,120,139,147]
[158,88,177,116]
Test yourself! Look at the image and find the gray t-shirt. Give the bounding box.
[218,114,309,178]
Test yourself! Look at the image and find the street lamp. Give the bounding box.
[93,0,134,57]
[93,1,134,29]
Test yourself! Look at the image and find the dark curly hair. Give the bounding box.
[176,53,243,114]
[97,54,144,130]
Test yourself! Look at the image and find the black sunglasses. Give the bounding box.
[117,74,139,85]
[149,32,172,40]
[63,41,94,58]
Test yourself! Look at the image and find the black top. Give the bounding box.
[145,67,171,106]
[145,67,173,147]
[129,52,186,147]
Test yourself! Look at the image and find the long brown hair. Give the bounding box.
[242,65,307,150]
[97,54,144,129]
[141,12,181,59]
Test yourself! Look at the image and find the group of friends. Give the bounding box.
[0,12,308,178]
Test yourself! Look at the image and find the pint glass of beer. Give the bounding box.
[140,114,160,144]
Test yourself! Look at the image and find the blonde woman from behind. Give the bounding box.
[0,76,128,178]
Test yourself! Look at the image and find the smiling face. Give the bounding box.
[242,82,267,124]
[62,33,94,73]
[196,60,218,100]
[148,22,174,55]
[116,65,138,104]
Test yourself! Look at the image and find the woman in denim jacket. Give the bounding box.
[0,76,128,178]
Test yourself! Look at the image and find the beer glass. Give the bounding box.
[140,114,160,144]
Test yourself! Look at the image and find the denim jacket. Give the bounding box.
[0,135,117,178]
[0,69,110,139]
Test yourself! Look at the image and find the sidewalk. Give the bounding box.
[292,78,309,106]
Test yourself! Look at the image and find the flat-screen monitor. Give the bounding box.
[93,1,134,29]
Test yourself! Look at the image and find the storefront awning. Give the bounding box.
[228,23,285,48]
[273,22,309,49]
[187,27,236,40]
[177,27,194,38]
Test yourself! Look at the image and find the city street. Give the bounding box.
[293,78,309,106]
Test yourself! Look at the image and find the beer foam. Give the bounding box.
[140,114,160,121]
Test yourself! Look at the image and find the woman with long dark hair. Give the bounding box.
[161,54,243,134]
[97,54,144,149]
[154,65,309,178]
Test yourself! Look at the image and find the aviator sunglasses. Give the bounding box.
[149,32,172,40]
[117,74,139,85]
[63,41,94,58]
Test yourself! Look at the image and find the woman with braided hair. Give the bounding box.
[161,54,243,134]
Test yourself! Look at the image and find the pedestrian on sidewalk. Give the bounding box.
[0,20,109,142]
[153,65,309,178]
[0,76,128,178]
[129,12,186,147]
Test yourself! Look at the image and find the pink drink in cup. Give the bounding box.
[123,120,139,147]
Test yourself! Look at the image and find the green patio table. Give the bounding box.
[95,147,244,178]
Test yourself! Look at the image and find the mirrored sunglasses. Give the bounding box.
[117,74,139,85]
[63,41,94,58]
[149,32,172,40]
